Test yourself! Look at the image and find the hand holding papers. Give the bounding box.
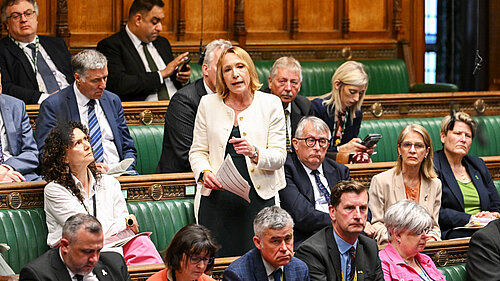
[106,158,135,176]
[216,155,251,203]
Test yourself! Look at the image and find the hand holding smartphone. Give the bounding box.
[179,57,191,72]
[360,133,382,147]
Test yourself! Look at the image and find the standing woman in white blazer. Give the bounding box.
[189,46,286,257]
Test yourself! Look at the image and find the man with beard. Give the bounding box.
[19,213,131,281]
[266,57,314,153]
[223,206,309,281]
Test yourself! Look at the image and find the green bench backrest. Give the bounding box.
[359,116,500,162]
[190,59,410,96]
[0,198,195,273]
[129,125,164,175]
[438,264,467,281]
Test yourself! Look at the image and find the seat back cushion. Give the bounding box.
[438,264,467,281]
[129,125,164,175]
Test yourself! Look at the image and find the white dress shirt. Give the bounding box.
[300,162,330,213]
[125,25,177,100]
[262,255,284,281]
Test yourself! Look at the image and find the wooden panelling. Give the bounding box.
[297,0,335,32]
[349,0,386,32]
[490,1,500,91]
[67,0,115,47]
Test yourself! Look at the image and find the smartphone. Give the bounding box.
[179,57,192,72]
[361,133,382,147]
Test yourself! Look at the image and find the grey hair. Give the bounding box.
[72,50,108,81]
[1,0,39,22]
[295,116,331,138]
[253,206,294,238]
[384,200,433,241]
[269,57,303,82]
[203,39,232,65]
[62,213,102,243]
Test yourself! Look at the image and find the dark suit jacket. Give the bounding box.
[279,153,350,247]
[295,226,383,281]
[19,248,132,281]
[311,98,362,152]
[35,85,137,170]
[96,30,182,101]
[0,94,40,180]
[223,248,310,281]
[156,78,207,173]
[466,219,500,281]
[290,95,315,137]
[0,36,73,104]
[434,149,500,239]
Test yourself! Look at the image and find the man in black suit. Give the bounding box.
[0,0,73,104]
[20,213,132,281]
[295,180,383,281]
[279,116,350,247]
[156,39,232,173]
[466,219,500,281]
[267,56,314,152]
[96,0,191,101]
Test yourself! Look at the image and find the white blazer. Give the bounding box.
[190,91,286,202]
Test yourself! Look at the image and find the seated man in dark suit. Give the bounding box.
[20,213,132,281]
[266,57,314,152]
[97,0,191,101]
[156,39,232,173]
[0,72,40,182]
[279,116,350,247]
[466,218,500,281]
[223,206,309,281]
[36,50,136,173]
[0,0,73,104]
[295,180,383,281]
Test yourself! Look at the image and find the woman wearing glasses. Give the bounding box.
[434,112,500,239]
[311,61,373,162]
[369,124,442,245]
[147,224,219,281]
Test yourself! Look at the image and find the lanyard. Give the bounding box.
[11,35,39,74]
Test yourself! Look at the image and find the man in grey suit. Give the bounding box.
[295,181,383,281]
[156,39,232,173]
[20,213,131,281]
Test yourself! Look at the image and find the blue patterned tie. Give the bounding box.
[347,246,356,281]
[87,99,104,163]
[312,170,330,204]
[0,138,4,164]
[26,43,60,94]
[273,268,282,281]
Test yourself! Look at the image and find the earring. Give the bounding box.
[397,239,401,243]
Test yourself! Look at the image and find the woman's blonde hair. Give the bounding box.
[215,46,262,98]
[395,124,437,179]
[321,61,368,122]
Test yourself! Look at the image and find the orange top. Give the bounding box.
[404,179,421,202]
[146,268,216,281]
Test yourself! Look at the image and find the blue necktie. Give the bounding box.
[273,268,282,281]
[347,246,356,281]
[312,170,330,204]
[26,43,60,94]
[0,138,4,164]
[88,99,104,163]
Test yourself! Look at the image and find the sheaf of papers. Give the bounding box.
[216,155,251,203]
[104,229,152,248]
[106,158,135,176]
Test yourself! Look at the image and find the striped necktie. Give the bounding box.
[87,99,104,163]
[311,170,330,204]
[284,109,292,152]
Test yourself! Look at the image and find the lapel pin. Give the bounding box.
[102,269,108,276]
[424,194,428,201]
[475,175,479,180]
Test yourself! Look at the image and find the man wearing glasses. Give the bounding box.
[279,116,350,247]
[0,0,73,104]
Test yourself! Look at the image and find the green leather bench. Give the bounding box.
[0,199,195,273]
[190,59,458,96]
[128,125,164,175]
[438,263,467,281]
[359,115,500,162]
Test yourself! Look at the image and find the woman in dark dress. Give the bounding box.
[189,47,286,257]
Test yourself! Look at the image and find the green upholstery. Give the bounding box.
[359,115,500,162]
[129,125,164,175]
[494,180,500,198]
[438,263,467,281]
[190,59,457,96]
[0,198,194,273]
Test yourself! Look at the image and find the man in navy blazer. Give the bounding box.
[36,50,136,172]
[96,0,190,101]
[0,0,73,104]
[223,206,309,281]
[279,116,350,247]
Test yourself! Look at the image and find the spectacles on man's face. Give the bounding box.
[296,137,331,148]
[399,141,426,150]
[7,9,36,21]
[189,255,215,265]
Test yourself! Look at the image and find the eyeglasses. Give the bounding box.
[296,137,330,148]
[400,141,426,150]
[189,255,215,265]
[415,228,431,236]
[7,9,36,21]
[277,79,300,87]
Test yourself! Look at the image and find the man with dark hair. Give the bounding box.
[279,116,350,247]
[19,214,132,281]
[223,206,309,281]
[0,0,73,104]
[156,39,232,173]
[97,0,191,101]
[295,181,383,281]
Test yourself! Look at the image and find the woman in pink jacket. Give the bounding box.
[378,200,445,281]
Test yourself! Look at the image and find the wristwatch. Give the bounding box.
[198,169,211,184]
[250,146,258,159]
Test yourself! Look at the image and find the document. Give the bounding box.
[107,158,135,176]
[216,155,251,203]
[104,229,152,248]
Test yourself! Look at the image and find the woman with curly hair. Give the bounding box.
[42,121,162,265]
